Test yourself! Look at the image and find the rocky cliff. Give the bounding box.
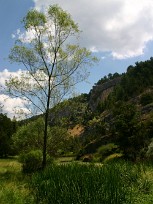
[89,77,121,110]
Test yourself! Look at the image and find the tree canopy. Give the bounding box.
[6,5,97,167]
[0,113,16,157]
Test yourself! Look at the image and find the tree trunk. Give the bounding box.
[42,110,48,168]
[42,77,51,169]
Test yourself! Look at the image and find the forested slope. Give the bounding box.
[3,58,153,162]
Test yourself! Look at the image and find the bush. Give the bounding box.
[103,153,123,163]
[146,140,153,161]
[82,154,93,162]
[93,143,119,162]
[19,150,43,173]
[98,143,118,156]
[140,93,153,106]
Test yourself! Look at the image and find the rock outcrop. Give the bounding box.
[89,77,121,110]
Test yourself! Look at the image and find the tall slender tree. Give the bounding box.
[6,5,97,168]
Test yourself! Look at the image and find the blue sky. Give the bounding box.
[0,0,34,71]
[1,0,153,118]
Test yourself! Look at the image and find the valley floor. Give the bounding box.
[1,158,153,203]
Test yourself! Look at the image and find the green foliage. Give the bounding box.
[48,4,79,32]
[113,85,127,101]
[47,126,71,156]
[10,57,153,163]
[12,118,44,153]
[103,153,123,163]
[146,140,153,161]
[82,154,93,162]
[112,103,145,160]
[140,92,153,106]
[23,9,46,29]
[97,143,118,157]
[86,117,107,141]
[0,114,16,157]
[50,93,89,127]
[1,158,153,204]
[92,144,119,162]
[96,100,107,113]
[98,143,118,155]
[110,58,153,103]
[30,162,133,204]
[13,118,74,156]
[96,72,121,85]
[0,158,34,203]
[143,115,153,141]
[30,161,153,204]
[98,58,153,112]
[19,150,43,173]
[8,4,97,168]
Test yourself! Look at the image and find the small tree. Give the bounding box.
[0,113,15,157]
[6,5,97,168]
[12,118,44,154]
[112,103,144,161]
[13,118,71,156]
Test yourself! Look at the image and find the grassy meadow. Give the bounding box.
[0,158,34,204]
[1,158,153,203]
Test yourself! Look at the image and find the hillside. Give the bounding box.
[76,58,153,162]
[10,57,153,162]
[2,58,153,204]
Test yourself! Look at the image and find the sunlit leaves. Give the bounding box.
[9,45,38,67]
[48,4,79,33]
[7,4,97,167]
[23,10,46,29]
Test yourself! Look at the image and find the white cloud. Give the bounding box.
[0,69,22,88]
[12,28,36,43]
[0,69,30,119]
[32,0,153,59]
[0,94,30,120]
[0,69,49,119]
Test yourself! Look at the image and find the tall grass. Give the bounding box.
[30,162,136,204]
[1,158,153,204]
[0,158,34,204]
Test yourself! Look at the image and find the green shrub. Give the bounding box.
[82,154,93,162]
[103,153,123,163]
[140,93,153,106]
[97,143,118,160]
[19,150,43,173]
[146,140,153,161]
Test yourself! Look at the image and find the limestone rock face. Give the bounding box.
[89,77,121,110]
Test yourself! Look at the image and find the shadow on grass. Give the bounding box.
[0,157,24,182]
[0,158,34,204]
